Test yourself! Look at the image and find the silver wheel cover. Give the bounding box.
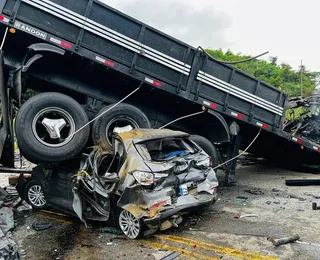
[119,210,141,239]
[32,107,76,148]
[28,184,46,207]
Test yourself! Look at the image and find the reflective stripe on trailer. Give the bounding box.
[95,56,115,67]
[49,37,72,49]
[145,77,162,87]
[0,15,9,23]
[21,0,191,76]
[256,122,269,129]
[292,137,303,144]
[203,101,217,109]
[313,146,320,152]
[231,112,244,120]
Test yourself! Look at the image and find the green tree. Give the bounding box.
[205,49,318,97]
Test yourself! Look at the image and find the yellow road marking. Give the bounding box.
[40,209,71,218]
[36,214,73,225]
[158,235,279,260]
[141,240,219,260]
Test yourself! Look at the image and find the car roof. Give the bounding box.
[117,128,189,144]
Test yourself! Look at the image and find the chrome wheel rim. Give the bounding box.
[32,107,75,148]
[28,184,46,207]
[119,210,140,239]
[105,117,139,145]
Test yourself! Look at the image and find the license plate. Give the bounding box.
[179,184,188,196]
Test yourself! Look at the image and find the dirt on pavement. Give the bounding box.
[10,163,320,260]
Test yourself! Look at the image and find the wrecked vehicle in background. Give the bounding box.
[283,87,320,144]
[20,129,219,239]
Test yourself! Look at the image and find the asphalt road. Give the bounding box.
[12,164,320,260]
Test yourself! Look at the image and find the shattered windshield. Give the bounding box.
[136,137,199,162]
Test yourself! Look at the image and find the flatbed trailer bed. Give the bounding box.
[0,0,318,170]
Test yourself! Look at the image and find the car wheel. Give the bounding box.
[15,92,90,163]
[190,135,219,167]
[92,103,151,151]
[24,180,47,209]
[118,209,142,239]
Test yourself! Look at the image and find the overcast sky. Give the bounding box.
[100,0,320,72]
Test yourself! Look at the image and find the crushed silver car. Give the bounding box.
[22,129,219,239]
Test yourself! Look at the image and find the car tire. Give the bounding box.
[118,209,142,239]
[24,180,47,209]
[15,92,90,163]
[190,135,219,167]
[92,103,151,151]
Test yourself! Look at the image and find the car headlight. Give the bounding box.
[132,171,154,186]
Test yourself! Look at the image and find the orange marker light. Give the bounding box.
[9,28,16,34]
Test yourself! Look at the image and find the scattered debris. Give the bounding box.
[0,207,14,234]
[236,196,248,200]
[267,234,300,246]
[0,206,20,259]
[189,228,200,231]
[109,236,127,240]
[266,201,272,205]
[239,214,259,219]
[32,221,52,231]
[288,194,306,201]
[312,202,320,210]
[295,240,320,247]
[189,217,199,225]
[160,251,182,260]
[306,194,320,199]
[100,227,123,235]
[286,179,320,186]
[244,189,264,195]
[5,186,18,196]
[16,201,32,212]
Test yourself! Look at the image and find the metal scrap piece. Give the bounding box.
[267,234,300,246]
[160,251,182,260]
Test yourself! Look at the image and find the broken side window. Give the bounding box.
[99,139,126,175]
[136,137,199,162]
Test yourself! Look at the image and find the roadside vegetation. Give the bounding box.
[206,49,320,97]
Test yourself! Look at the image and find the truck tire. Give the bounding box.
[190,135,219,167]
[92,103,151,151]
[15,92,90,163]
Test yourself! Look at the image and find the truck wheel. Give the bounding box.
[15,92,90,163]
[92,103,151,151]
[190,135,219,167]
